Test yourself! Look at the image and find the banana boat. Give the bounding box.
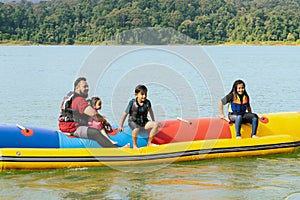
[1,112,300,171]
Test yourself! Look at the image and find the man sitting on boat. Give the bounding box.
[58,77,122,147]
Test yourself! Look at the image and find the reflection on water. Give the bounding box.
[1,152,300,199]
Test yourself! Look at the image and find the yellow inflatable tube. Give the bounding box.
[1,112,300,171]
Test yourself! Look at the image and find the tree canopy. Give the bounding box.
[0,0,299,45]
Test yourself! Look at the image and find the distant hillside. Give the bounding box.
[0,0,299,45]
[0,0,40,2]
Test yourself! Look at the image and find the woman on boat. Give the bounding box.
[219,79,259,139]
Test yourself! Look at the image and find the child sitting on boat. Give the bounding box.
[219,79,259,139]
[118,85,159,149]
[88,96,117,144]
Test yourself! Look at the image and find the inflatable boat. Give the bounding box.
[1,111,300,171]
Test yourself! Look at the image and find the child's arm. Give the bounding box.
[94,113,106,123]
[219,94,231,118]
[149,107,155,121]
[219,101,225,118]
[118,112,128,131]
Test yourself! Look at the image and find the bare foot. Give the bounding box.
[121,143,130,148]
[111,140,118,145]
[133,145,139,149]
[148,143,159,146]
[236,136,242,139]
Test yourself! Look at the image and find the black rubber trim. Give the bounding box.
[1,141,300,163]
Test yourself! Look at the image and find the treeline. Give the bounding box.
[0,0,300,45]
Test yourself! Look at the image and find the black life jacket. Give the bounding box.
[128,98,151,126]
[59,91,90,126]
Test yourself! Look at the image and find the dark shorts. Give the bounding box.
[128,120,146,130]
[73,126,89,138]
[228,112,258,124]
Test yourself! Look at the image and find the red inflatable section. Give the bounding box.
[153,117,232,144]
[259,116,269,124]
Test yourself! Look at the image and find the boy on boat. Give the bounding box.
[118,84,159,149]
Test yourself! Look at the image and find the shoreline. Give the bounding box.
[1,40,300,46]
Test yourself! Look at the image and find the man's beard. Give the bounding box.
[80,92,88,98]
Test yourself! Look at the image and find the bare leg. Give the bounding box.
[86,127,116,148]
[144,121,159,146]
[100,129,118,144]
[132,128,140,149]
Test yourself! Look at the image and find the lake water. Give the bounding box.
[0,46,300,199]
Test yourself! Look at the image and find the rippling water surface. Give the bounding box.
[0,46,300,199]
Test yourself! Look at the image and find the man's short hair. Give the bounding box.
[74,77,86,91]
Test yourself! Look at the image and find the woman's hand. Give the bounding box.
[219,114,225,119]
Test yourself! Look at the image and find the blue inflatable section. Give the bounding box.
[109,125,148,148]
[0,125,150,149]
[58,131,102,148]
[58,126,149,148]
[0,125,59,148]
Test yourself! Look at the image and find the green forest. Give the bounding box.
[0,0,300,45]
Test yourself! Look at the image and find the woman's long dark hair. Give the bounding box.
[228,79,249,98]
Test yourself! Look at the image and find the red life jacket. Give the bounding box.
[58,92,77,132]
[58,92,90,132]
